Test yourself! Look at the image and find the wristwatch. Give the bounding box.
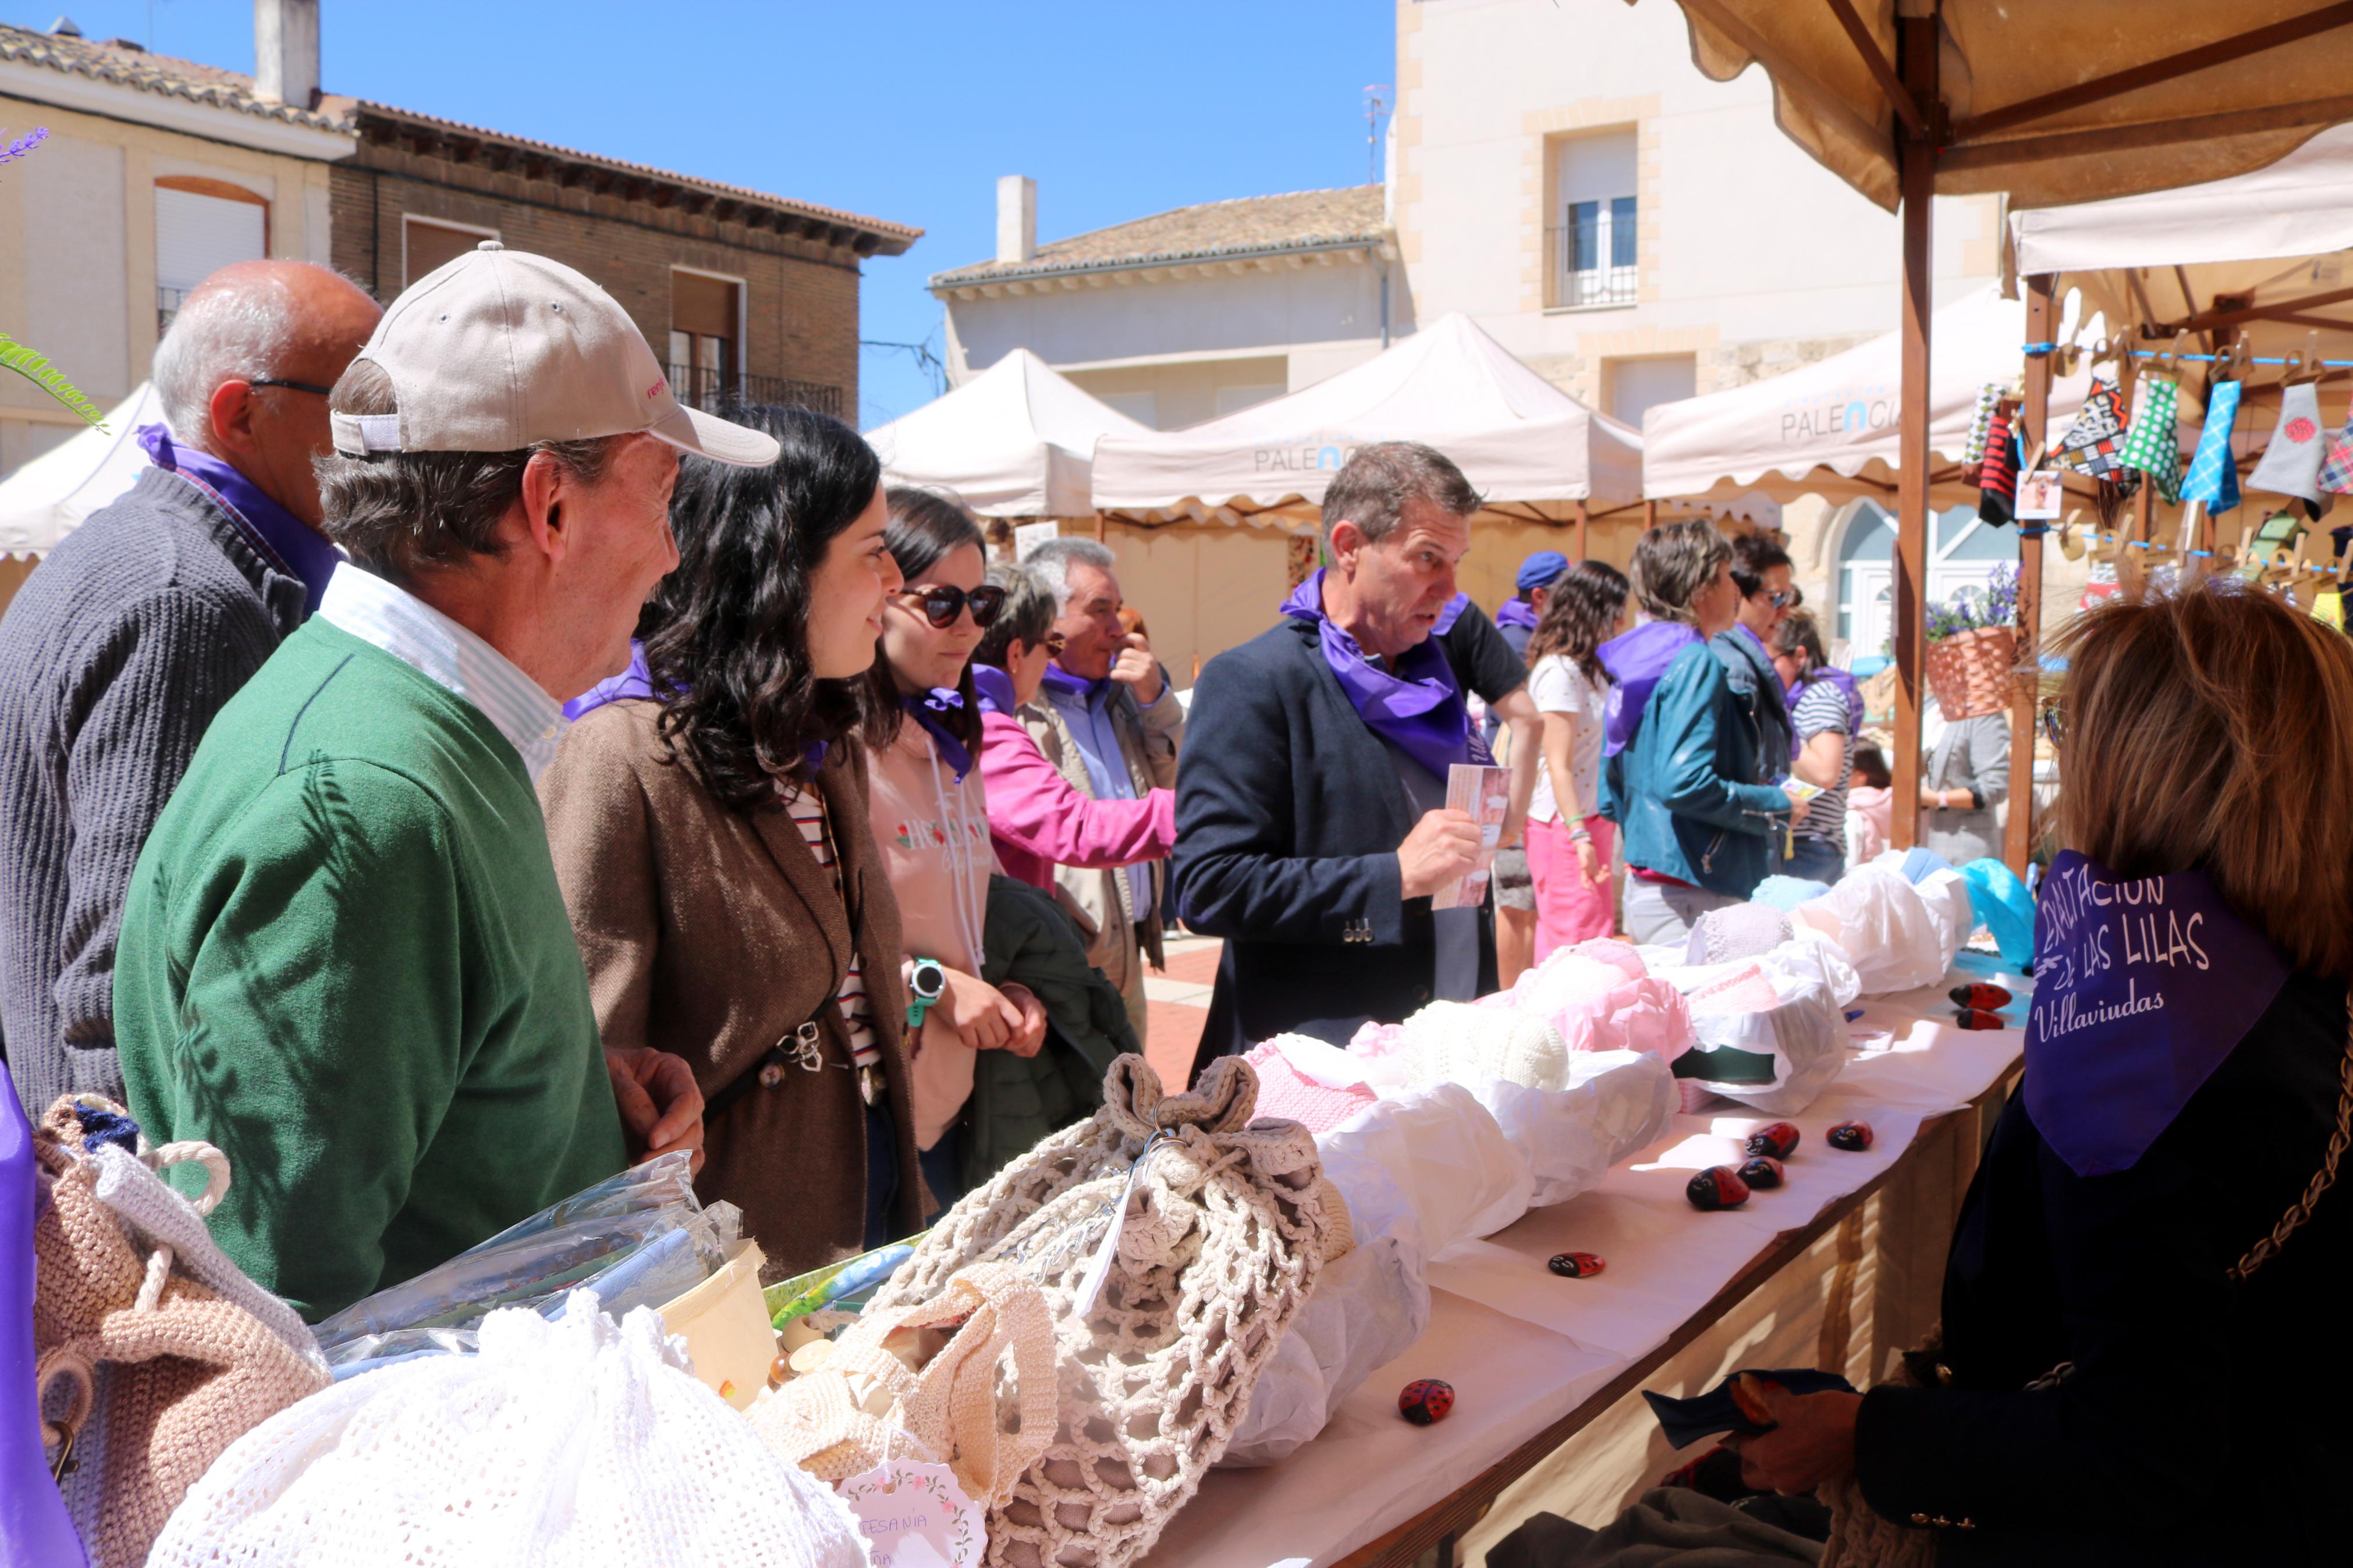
[905,957,948,1031]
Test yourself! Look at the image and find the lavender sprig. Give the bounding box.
[0,127,48,168]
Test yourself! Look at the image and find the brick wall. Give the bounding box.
[330,153,863,412]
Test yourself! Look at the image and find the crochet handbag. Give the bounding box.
[31,1097,330,1568]
[748,1260,1060,1508]
[868,1055,1330,1568]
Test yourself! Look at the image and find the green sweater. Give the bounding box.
[115,618,626,1320]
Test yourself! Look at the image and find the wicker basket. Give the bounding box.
[1923,625,2016,721]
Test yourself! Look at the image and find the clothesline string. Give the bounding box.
[2019,340,2353,369]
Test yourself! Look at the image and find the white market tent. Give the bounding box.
[1643,284,2093,512]
[863,348,1147,520]
[0,383,158,559]
[1089,312,1643,546]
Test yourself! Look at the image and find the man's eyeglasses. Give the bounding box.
[896,583,1006,630]
[246,376,335,396]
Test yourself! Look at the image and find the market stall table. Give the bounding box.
[1141,959,2028,1568]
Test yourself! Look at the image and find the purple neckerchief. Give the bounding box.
[1597,620,1702,757]
[1038,661,1111,708]
[1495,598,1541,632]
[1434,591,1471,635]
[138,423,339,614]
[2025,849,2293,1178]
[1281,568,1481,781]
[565,639,826,771]
[906,687,973,782]
[971,663,1017,716]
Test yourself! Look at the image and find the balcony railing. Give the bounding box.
[1542,227,1638,310]
[665,364,843,421]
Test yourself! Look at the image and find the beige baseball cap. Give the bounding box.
[329,240,780,468]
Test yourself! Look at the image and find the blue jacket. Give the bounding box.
[1601,641,1790,897]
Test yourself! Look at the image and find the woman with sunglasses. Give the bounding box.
[540,406,925,1277]
[869,488,1046,1205]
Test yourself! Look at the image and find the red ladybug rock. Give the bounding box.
[1827,1121,1875,1152]
[1949,983,2013,1010]
[1737,1155,1786,1189]
[1687,1165,1751,1211]
[1743,1122,1801,1160]
[1548,1251,1607,1279]
[1954,1008,2007,1030]
[1399,1378,1455,1424]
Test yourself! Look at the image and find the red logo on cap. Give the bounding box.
[648,379,666,400]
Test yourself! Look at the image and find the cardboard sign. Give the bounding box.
[2015,468,2064,520]
[839,1459,984,1568]
[1432,763,1511,911]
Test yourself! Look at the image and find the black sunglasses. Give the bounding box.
[246,376,335,396]
[897,583,1006,630]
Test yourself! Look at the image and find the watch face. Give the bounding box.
[915,963,946,1000]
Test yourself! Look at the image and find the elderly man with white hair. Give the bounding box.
[0,259,379,1115]
[1017,536,1184,1047]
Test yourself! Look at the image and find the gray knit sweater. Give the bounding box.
[1,465,304,1115]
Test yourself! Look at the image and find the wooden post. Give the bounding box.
[1643,499,1658,531]
[2004,275,2055,876]
[1890,12,1937,852]
[1573,498,1590,560]
[1094,511,1107,543]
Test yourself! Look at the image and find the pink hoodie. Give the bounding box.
[978,709,1176,891]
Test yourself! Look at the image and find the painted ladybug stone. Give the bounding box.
[1687,1165,1751,1211]
[1744,1122,1801,1160]
[1399,1378,1455,1425]
[1737,1155,1786,1190]
[1827,1121,1875,1152]
[1549,1251,1607,1279]
[1949,983,2013,1010]
[1954,1008,2007,1030]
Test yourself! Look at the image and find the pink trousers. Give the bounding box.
[1527,813,1617,960]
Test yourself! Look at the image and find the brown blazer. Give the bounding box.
[537,699,923,1281]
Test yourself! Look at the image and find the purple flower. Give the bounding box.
[0,126,48,167]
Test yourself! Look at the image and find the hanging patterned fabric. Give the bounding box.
[1961,382,2003,482]
[2052,373,2131,481]
[2317,393,2353,495]
[1978,408,2019,527]
[2249,382,2330,502]
[2118,374,2182,504]
[2180,380,2244,515]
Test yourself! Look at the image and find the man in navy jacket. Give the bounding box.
[1176,443,1536,1072]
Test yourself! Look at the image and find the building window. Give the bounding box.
[404,216,499,290]
[670,270,743,411]
[1607,354,1695,432]
[1548,129,1638,310]
[155,177,269,333]
[1835,502,2011,656]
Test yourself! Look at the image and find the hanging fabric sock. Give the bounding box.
[2180,379,2244,515]
[1961,382,2003,482]
[2315,391,2353,496]
[2053,373,2130,481]
[2118,374,2182,504]
[2249,381,2330,502]
[1978,408,2018,526]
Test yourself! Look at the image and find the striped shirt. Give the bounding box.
[780,781,881,1070]
[317,562,568,780]
[1790,678,1855,844]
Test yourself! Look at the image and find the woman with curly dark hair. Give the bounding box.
[539,404,925,1275]
[1521,559,1630,956]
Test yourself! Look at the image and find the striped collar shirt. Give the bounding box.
[317,561,569,780]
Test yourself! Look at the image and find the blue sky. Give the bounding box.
[13,1,1397,426]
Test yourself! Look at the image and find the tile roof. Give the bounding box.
[931,184,1386,287]
[0,21,346,133]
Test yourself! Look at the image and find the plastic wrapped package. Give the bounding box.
[1912,865,1978,974]
[1219,1235,1431,1467]
[1652,933,1858,1115]
[1243,1036,1383,1131]
[1791,862,1955,995]
[1474,943,1694,1065]
[1315,1083,1533,1273]
[1468,1051,1676,1207]
[313,1151,727,1371]
[1683,902,1793,965]
[1397,1001,1570,1091]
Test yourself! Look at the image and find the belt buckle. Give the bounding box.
[857,1062,886,1107]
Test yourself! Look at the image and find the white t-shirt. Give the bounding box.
[1527,652,1607,824]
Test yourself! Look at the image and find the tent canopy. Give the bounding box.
[0,383,157,559]
[1089,312,1642,525]
[1642,285,2092,507]
[863,347,1147,519]
[1650,0,2353,212]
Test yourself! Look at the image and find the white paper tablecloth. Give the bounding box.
[1144,961,2028,1568]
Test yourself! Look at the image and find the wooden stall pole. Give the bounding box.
[1890,12,1938,851]
[1573,498,1590,560]
[1643,499,1658,531]
[2004,276,2056,876]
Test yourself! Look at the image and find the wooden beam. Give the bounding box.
[2253,311,2353,332]
[1572,498,1589,561]
[2004,275,2055,877]
[1891,11,1936,854]
[1821,0,1923,137]
[1949,3,2353,143]
[1943,94,2353,176]
[2152,281,2353,335]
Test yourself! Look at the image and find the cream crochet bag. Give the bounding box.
[748,1260,1059,1509]
[869,1054,1329,1568]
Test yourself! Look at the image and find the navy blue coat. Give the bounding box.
[1174,614,1502,1066]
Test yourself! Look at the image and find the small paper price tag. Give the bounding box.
[839,1459,984,1568]
[2015,468,2063,520]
